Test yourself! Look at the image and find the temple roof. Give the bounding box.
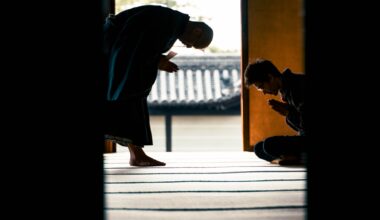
[148,55,241,112]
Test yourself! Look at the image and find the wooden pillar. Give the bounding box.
[165,114,172,152]
[241,0,304,150]
[241,0,250,151]
[104,140,116,153]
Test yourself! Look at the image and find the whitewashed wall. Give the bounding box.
[117,115,242,152]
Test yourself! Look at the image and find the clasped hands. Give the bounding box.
[158,51,179,73]
[268,99,289,116]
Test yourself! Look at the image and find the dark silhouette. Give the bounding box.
[244,59,306,165]
[103,5,213,166]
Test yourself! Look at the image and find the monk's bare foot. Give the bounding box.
[130,155,166,166]
[270,158,282,164]
[127,144,166,166]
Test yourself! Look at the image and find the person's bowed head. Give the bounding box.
[178,21,213,50]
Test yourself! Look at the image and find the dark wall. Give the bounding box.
[305,1,378,219]
[3,1,105,219]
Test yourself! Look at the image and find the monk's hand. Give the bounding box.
[268,99,289,116]
[158,57,179,73]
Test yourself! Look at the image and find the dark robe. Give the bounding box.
[103,5,189,146]
[280,69,307,136]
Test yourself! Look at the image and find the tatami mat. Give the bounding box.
[104,152,306,220]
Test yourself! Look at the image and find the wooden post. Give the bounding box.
[165,114,172,152]
[104,140,116,153]
[241,0,251,152]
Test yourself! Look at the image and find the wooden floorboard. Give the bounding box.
[104,152,306,220]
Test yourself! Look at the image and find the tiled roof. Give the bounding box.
[148,55,241,111]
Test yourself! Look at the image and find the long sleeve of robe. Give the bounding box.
[104,5,189,101]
